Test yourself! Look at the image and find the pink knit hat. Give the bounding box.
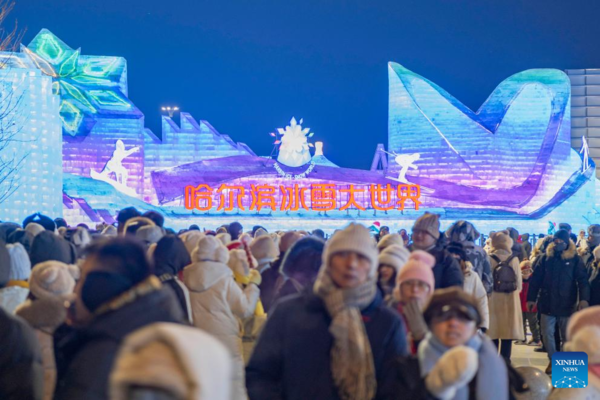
[397,250,436,291]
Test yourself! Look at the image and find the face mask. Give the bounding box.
[554,242,567,252]
[81,271,133,313]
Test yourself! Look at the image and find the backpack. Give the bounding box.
[490,254,517,293]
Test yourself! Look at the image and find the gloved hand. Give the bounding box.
[425,346,478,400]
[578,300,589,311]
[249,269,262,286]
[403,298,429,341]
[526,301,536,312]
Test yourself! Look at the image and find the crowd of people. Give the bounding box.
[1,209,599,400]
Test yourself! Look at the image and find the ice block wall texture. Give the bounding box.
[22,29,142,137]
[143,113,255,203]
[0,62,63,222]
[21,30,146,197]
[567,69,600,179]
[387,62,592,215]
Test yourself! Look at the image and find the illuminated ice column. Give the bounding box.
[0,67,62,222]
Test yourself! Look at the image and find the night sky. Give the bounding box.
[12,0,600,169]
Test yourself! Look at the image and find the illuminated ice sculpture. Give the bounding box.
[387,62,595,216]
[275,117,314,167]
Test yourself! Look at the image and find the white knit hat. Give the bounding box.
[192,235,229,264]
[25,222,45,237]
[216,233,231,246]
[378,244,410,273]
[180,231,205,256]
[323,223,378,276]
[227,249,251,276]
[7,243,31,280]
[29,261,80,298]
[250,235,279,264]
[377,233,404,252]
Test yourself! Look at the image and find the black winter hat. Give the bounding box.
[554,229,570,244]
[30,231,77,266]
[424,287,482,327]
[23,213,56,232]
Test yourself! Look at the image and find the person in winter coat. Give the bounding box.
[16,261,79,400]
[228,248,265,364]
[0,306,44,400]
[409,213,464,289]
[179,230,205,256]
[260,231,302,311]
[249,235,279,283]
[589,246,600,306]
[53,238,184,400]
[526,229,590,375]
[576,229,586,248]
[577,224,600,276]
[378,244,410,301]
[521,233,533,261]
[516,260,541,346]
[246,223,408,400]
[487,231,524,364]
[271,236,325,307]
[381,287,509,400]
[0,242,31,313]
[548,306,600,400]
[153,235,193,322]
[30,231,77,266]
[446,242,489,332]
[390,250,435,355]
[183,235,260,400]
[445,220,493,293]
[110,323,233,400]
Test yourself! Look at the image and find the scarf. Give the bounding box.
[313,268,378,400]
[418,333,508,400]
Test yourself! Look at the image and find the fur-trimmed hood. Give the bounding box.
[546,240,577,260]
[15,296,68,331]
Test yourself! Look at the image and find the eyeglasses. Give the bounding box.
[430,305,477,323]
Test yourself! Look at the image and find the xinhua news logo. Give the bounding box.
[552,352,588,389]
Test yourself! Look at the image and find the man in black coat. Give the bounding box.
[53,238,184,400]
[409,213,463,289]
[527,229,590,374]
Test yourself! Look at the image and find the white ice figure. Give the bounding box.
[99,139,139,185]
[386,152,420,183]
[580,136,591,172]
[90,140,139,197]
[277,117,313,167]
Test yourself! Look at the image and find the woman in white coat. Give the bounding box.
[487,231,524,364]
[447,242,489,332]
[184,235,260,400]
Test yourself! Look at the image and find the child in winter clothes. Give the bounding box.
[16,261,79,400]
[392,250,436,354]
[518,260,541,346]
[184,236,260,400]
[383,288,509,400]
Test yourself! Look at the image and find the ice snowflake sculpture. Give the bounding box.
[273,117,314,167]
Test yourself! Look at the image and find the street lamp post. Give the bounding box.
[161,106,180,117]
